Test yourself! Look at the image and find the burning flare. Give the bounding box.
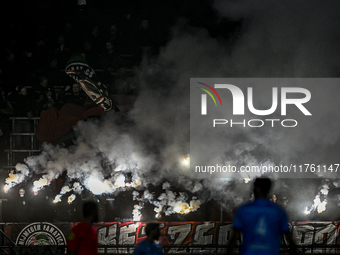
[86,177,106,195]
[68,194,76,204]
[33,175,50,192]
[53,195,62,204]
[181,155,190,167]
[53,182,83,203]
[132,204,142,221]
[4,164,30,192]
[304,184,329,214]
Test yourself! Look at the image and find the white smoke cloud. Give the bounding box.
[4,0,340,219]
[4,163,30,191]
[305,183,329,214]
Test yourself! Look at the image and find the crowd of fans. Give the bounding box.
[0,12,162,159]
[0,10,159,221]
[1,14,157,113]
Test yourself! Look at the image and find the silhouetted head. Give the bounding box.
[83,201,98,223]
[253,177,272,199]
[72,83,80,95]
[145,223,160,241]
[39,76,48,87]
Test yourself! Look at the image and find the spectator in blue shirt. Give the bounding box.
[227,177,297,255]
[134,223,163,255]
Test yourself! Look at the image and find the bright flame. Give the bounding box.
[173,200,201,215]
[53,194,62,204]
[305,184,329,215]
[3,185,10,193]
[181,155,190,167]
[3,164,30,192]
[174,202,190,214]
[73,182,83,193]
[61,185,71,194]
[306,195,328,214]
[304,207,310,214]
[317,200,327,214]
[114,175,125,188]
[4,172,19,191]
[132,178,142,188]
[52,182,84,204]
[320,185,329,195]
[33,175,50,192]
[313,195,327,213]
[68,194,76,204]
[132,204,142,221]
[5,172,19,184]
[86,178,106,195]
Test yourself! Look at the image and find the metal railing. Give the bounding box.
[0,244,337,255]
[3,117,41,169]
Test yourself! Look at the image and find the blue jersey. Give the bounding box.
[233,199,290,255]
[134,240,164,255]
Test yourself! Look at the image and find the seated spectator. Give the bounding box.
[9,86,37,149]
[9,85,36,117]
[54,35,72,69]
[30,35,51,71]
[63,22,77,50]
[0,81,13,131]
[58,83,88,107]
[37,90,58,113]
[0,83,12,164]
[90,25,104,54]
[0,82,13,116]
[81,39,99,69]
[112,68,132,94]
[137,19,154,51]
[35,76,57,111]
[102,40,122,75]
[118,13,138,55]
[107,24,119,44]
[45,58,71,89]
[2,52,23,93]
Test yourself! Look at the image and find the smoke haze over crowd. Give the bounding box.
[4,0,340,219]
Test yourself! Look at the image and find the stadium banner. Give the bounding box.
[4,222,340,252]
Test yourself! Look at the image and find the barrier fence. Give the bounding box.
[0,244,339,255]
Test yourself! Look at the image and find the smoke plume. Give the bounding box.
[4,0,340,219]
